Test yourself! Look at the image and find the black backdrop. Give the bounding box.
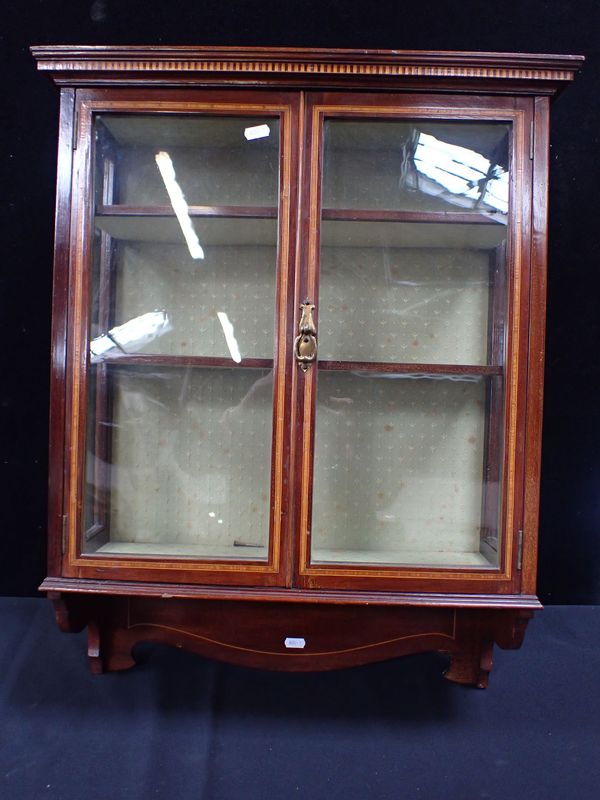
[3,0,599,601]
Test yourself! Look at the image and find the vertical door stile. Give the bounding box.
[292,94,325,586]
[505,97,535,589]
[275,91,303,587]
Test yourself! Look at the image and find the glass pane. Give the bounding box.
[319,224,506,365]
[319,118,509,367]
[96,114,280,207]
[83,112,281,561]
[310,116,508,569]
[91,114,279,359]
[322,120,509,218]
[83,366,274,560]
[310,371,501,569]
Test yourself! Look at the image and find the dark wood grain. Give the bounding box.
[521,96,551,595]
[102,354,274,370]
[505,100,535,582]
[97,205,503,225]
[317,360,503,376]
[322,208,504,225]
[40,592,536,685]
[31,46,584,98]
[30,45,585,70]
[40,577,543,608]
[47,88,75,577]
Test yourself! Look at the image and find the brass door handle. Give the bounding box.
[294,299,317,371]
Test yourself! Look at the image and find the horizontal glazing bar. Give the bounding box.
[97,204,278,219]
[322,208,504,225]
[101,354,274,369]
[317,360,502,376]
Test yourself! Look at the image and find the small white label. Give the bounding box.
[284,637,306,649]
[244,124,270,141]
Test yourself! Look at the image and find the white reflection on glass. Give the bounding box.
[413,133,508,215]
[244,123,270,141]
[155,151,205,259]
[349,371,482,383]
[90,310,172,361]
[217,311,242,363]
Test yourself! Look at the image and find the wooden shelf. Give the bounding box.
[311,547,494,568]
[95,212,506,249]
[322,208,504,225]
[318,361,502,377]
[96,541,269,560]
[100,354,274,370]
[97,354,499,377]
[94,214,278,246]
[98,205,501,225]
[97,204,278,219]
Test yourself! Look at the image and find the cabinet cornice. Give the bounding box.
[31,45,583,94]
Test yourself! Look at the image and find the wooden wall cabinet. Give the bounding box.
[34,46,583,686]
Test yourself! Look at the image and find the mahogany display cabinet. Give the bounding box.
[33,46,583,686]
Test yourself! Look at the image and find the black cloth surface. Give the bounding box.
[1,599,598,800]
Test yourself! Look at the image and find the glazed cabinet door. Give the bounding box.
[294,93,533,593]
[63,90,299,586]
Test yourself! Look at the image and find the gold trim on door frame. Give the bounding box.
[65,98,295,576]
[298,102,528,582]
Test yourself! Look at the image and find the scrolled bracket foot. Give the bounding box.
[443,640,494,688]
[86,624,137,674]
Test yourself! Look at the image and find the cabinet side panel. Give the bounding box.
[47,88,75,578]
[522,97,550,595]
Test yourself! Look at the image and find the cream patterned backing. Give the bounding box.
[100,114,280,208]
[112,242,277,360]
[311,371,494,567]
[319,246,493,365]
[103,367,273,558]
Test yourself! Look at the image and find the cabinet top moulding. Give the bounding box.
[31,45,584,95]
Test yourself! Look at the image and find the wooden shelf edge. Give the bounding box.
[40,577,543,609]
[97,204,278,219]
[97,356,499,375]
[318,361,503,376]
[96,206,504,226]
[322,209,505,225]
[101,354,274,369]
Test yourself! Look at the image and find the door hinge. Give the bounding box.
[529,121,534,160]
[516,529,524,570]
[61,514,68,554]
[72,110,79,150]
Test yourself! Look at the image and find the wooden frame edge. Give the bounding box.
[40,577,543,609]
[521,96,551,595]
[47,88,75,577]
[31,45,584,81]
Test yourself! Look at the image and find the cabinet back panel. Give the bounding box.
[83,366,274,560]
[318,246,495,366]
[109,243,276,360]
[310,371,498,568]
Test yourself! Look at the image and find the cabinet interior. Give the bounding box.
[83,103,509,573]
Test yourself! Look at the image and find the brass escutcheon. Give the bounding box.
[294,299,317,371]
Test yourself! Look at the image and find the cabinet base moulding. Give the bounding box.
[48,591,533,687]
